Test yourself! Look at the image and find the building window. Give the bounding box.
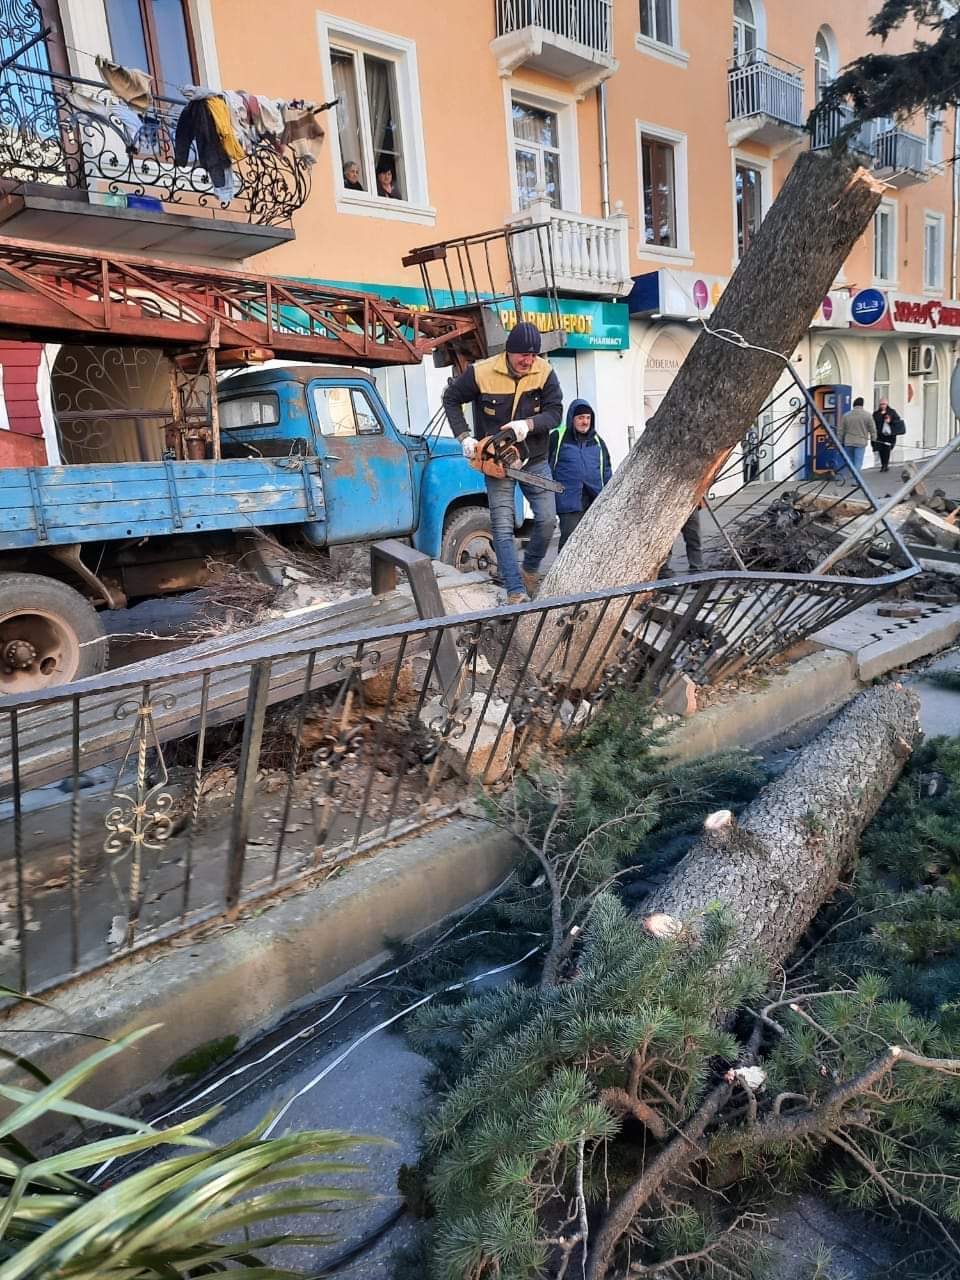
[735,160,763,258]
[927,112,944,166]
[816,342,842,386]
[814,26,835,102]
[331,46,405,200]
[873,347,890,408]
[732,0,757,64]
[511,98,562,209]
[640,0,674,46]
[641,136,677,247]
[105,0,197,91]
[924,212,945,291]
[873,201,896,284]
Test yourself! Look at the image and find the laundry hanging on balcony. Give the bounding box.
[94,57,153,111]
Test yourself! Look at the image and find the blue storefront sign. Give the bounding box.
[309,279,629,352]
[850,288,887,327]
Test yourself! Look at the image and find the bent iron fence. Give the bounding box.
[0,369,922,996]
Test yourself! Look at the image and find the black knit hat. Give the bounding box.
[505,321,541,355]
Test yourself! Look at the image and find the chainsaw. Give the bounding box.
[468,428,564,493]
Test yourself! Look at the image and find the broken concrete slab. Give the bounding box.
[421,692,515,782]
[811,600,960,682]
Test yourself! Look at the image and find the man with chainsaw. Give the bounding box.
[442,321,562,603]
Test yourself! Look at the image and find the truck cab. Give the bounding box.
[0,365,508,692]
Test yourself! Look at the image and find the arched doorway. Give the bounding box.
[873,346,890,407]
[814,26,838,101]
[51,345,183,464]
[733,0,758,63]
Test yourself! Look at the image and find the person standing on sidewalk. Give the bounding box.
[442,322,561,602]
[549,398,612,551]
[872,398,905,473]
[838,396,876,481]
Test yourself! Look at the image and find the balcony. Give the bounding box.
[506,194,631,298]
[811,104,877,160]
[491,0,617,95]
[872,125,929,188]
[726,52,806,150]
[0,63,309,260]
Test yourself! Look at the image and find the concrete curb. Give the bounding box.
[666,649,860,760]
[1,818,518,1118]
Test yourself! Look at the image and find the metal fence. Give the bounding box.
[0,369,921,996]
[727,52,805,129]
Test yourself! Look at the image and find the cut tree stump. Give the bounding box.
[641,685,920,971]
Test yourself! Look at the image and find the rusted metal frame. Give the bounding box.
[9,710,27,993]
[311,642,371,853]
[206,317,221,460]
[266,280,368,357]
[69,696,81,971]
[225,660,272,914]
[0,254,110,330]
[352,633,411,851]
[645,581,718,688]
[383,626,446,838]
[567,592,642,708]
[109,258,263,350]
[272,651,316,880]
[182,672,210,920]
[529,597,616,750]
[480,605,554,786]
[458,615,521,775]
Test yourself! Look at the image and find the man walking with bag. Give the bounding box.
[442,322,562,603]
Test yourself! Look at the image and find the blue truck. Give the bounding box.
[0,363,501,692]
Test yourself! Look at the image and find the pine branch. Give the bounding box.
[626,1212,765,1277]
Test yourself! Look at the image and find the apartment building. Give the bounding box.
[0,0,955,473]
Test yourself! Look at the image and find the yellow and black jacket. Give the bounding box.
[441,353,563,466]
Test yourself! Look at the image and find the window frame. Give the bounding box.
[104,0,198,92]
[505,84,580,214]
[635,0,688,66]
[924,210,945,292]
[732,0,757,63]
[731,150,770,265]
[317,11,435,225]
[814,25,837,103]
[636,120,690,262]
[926,111,944,166]
[872,198,897,286]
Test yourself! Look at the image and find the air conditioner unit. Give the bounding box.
[908,344,934,375]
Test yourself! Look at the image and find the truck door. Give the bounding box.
[309,379,416,544]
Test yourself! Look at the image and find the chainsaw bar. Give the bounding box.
[503,465,564,493]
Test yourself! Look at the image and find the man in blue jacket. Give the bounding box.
[549,399,612,551]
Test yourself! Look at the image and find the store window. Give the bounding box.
[640,0,674,47]
[873,201,896,284]
[105,0,197,92]
[735,160,763,258]
[331,45,405,200]
[511,98,562,210]
[815,342,842,386]
[873,347,890,408]
[924,212,945,291]
[923,352,941,449]
[732,0,757,64]
[641,135,677,247]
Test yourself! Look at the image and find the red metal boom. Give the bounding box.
[0,236,476,365]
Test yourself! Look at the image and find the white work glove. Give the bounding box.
[460,436,478,460]
[505,419,530,442]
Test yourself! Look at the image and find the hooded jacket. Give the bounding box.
[441,352,563,466]
[549,400,612,515]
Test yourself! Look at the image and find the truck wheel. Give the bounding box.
[0,574,108,693]
[441,508,498,577]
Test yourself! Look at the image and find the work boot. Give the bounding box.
[507,591,529,605]
[521,568,540,598]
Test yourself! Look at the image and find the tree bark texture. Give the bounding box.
[643,685,920,970]
[538,152,886,605]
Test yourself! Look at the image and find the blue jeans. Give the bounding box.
[485,460,557,596]
[841,444,866,481]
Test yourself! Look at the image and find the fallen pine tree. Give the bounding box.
[401,685,960,1280]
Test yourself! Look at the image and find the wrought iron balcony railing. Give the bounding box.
[495,0,613,55]
[811,104,876,158]
[873,125,928,179]
[0,62,310,227]
[727,51,804,131]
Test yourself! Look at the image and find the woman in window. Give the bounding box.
[375,161,402,200]
[342,160,363,190]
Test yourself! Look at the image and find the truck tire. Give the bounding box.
[0,573,108,693]
[440,507,498,577]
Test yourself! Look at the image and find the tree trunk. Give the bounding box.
[538,152,885,607]
[642,685,920,970]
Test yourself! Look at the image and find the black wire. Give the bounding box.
[306,1204,409,1277]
